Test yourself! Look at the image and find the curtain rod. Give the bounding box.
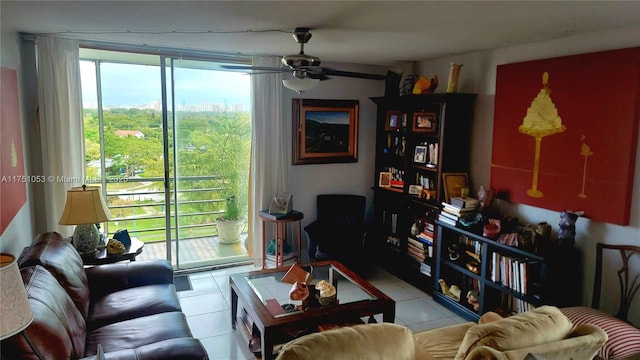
[20,32,255,64]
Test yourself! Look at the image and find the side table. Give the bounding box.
[82,238,144,265]
[258,210,304,269]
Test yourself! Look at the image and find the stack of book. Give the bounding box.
[489,252,541,296]
[438,197,480,225]
[407,237,427,264]
[407,221,435,277]
[265,251,297,268]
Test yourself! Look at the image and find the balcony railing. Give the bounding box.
[97,175,245,243]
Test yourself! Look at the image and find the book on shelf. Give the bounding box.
[408,237,425,249]
[420,262,432,277]
[407,243,426,257]
[409,237,434,258]
[416,232,433,243]
[265,259,297,269]
[497,293,536,315]
[439,210,460,222]
[490,253,540,296]
[437,214,457,226]
[450,196,480,209]
[441,202,479,216]
[265,254,298,268]
[265,251,297,262]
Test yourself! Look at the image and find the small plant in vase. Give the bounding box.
[216,195,245,244]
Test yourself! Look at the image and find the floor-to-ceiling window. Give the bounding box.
[80,48,251,270]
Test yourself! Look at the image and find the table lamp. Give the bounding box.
[1,253,34,340]
[58,184,111,255]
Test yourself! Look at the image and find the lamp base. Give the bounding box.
[73,224,99,255]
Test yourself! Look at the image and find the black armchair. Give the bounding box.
[304,194,369,274]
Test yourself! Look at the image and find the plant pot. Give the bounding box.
[216,218,244,244]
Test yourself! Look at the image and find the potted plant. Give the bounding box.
[211,115,250,244]
[216,195,245,244]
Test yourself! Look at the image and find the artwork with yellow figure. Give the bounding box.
[518,72,566,198]
[579,137,594,198]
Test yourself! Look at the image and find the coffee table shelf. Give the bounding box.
[229,260,395,360]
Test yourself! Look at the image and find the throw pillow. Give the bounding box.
[455,306,572,360]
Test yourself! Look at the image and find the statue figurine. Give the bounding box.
[558,210,583,247]
[478,185,494,209]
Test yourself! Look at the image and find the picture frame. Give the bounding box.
[412,111,437,133]
[378,172,392,188]
[442,172,469,203]
[414,145,427,163]
[292,99,359,165]
[408,184,423,195]
[385,111,402,131]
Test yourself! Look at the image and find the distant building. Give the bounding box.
[115,130,145,139]
[86,158,114,176]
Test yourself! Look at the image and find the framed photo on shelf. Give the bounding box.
[442,172,469,203]
[408,184,423,195]
[414,145,427,163]
[378,172,392,188]
[292,98,359,165]
[385,111,402,131]
[412,112,437,133]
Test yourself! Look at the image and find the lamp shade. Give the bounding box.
[0,254,34,340]
[58,185,111,225]
[282,78,320,94]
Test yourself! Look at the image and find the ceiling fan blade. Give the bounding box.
[220,64,287,72]
[307,72,330,81]
[316,67,386,80]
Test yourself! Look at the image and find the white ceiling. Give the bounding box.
[2,1,640,66]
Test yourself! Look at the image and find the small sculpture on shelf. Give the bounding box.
[558,210,583,247]
[467,290,480,311]
[106,238,125,255]
[315,280,337,306]
[439,279,461,302]
[412,74,439,94]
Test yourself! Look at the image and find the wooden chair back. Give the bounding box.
[592,243,640,322]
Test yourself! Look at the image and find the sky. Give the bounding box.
[80,61,251,109]
[305,111,350,124]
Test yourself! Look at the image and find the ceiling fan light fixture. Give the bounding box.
[282,78,320,94]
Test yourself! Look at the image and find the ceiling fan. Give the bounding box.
[221,28,386,93]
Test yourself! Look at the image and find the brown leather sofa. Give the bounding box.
[1,232,208,360]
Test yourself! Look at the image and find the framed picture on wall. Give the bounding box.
[292,98,359,165]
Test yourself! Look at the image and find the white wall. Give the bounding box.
[0,29,36,256]
[285,62,385,254]
[416,25,640,324]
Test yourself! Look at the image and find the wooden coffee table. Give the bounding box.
[229,260,395,360]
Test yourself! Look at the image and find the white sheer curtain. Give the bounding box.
[35,37,85,235]
[248,56,289,266]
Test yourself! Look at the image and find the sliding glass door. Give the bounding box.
[80,49,251,270]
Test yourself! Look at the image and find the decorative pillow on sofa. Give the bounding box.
[455,306,573,360]
[561,306,640,360]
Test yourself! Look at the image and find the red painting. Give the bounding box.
[1,67,27,234]
[491,47,640,225]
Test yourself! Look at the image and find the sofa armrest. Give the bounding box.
[85,260,174,299]
[78,338,208,360]
[277,323,414,360]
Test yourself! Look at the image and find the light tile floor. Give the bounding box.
[177,264,468,360]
